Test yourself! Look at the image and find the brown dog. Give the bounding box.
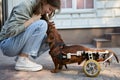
[47,22,119,73]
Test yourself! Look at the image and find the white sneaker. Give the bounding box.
[15,57,43,71]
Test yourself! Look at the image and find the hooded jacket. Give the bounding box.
[0,0,36,41]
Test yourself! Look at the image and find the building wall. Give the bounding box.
[58,27,116,44]
[6,0,120,44]
[7,0,120,29]
[53,0,120,29]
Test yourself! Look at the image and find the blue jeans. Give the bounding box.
[0,20,49,58]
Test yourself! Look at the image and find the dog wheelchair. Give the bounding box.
[62,50,113,77]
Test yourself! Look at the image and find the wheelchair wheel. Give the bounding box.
[83,59,101,77]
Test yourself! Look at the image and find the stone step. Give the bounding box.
[114,28,120,33]
[93,32,120,48]
[93,38,111,48]
[105,33,120,35]
[105,33,120,40]
[105,33,120,47]
[93,38,110,42]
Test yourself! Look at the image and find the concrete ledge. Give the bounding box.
[105,33,120,35]
[93,38,111,42]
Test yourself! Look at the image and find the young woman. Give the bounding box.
[0,0,61,71]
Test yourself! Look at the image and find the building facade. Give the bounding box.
[1,0,120,47]
[6,0,120,29]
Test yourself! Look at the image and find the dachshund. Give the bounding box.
[47,22,119,73]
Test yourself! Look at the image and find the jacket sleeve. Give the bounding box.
[4,2,33,37]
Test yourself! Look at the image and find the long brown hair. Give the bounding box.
[33,0,61,21]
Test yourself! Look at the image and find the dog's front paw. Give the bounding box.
[51,69,59,73]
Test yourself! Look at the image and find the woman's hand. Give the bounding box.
[31,14,42,22]
[24,14,41,28]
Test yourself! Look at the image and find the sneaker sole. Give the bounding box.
[15,66,43,72]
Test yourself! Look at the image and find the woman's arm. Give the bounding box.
[24,14,42,28]
[3,1,37,37]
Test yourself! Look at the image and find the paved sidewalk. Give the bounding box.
[0,47,120,80]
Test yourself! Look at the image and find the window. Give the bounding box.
[77,0,94,9]
[61,0,72,8]
[61,0,94,13]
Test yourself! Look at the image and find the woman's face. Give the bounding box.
[42,4,57,15]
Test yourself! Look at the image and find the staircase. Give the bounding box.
[93,28,120,48]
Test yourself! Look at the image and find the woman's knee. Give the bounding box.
[2,49,19,57]
[35,20,48,31]
[27,20,48,31]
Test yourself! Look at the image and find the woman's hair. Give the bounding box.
[33,0,61,21]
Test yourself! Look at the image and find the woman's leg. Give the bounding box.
[0,20,49,57]
[0,20,49,71]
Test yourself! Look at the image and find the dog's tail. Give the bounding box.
[108,50,119,63]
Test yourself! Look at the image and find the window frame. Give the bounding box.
[60,0,96,14]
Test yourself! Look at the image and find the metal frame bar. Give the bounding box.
[1,0,8,26]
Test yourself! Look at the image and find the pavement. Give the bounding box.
[0,46,120,80]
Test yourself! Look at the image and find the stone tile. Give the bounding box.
[0,47,120,80]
